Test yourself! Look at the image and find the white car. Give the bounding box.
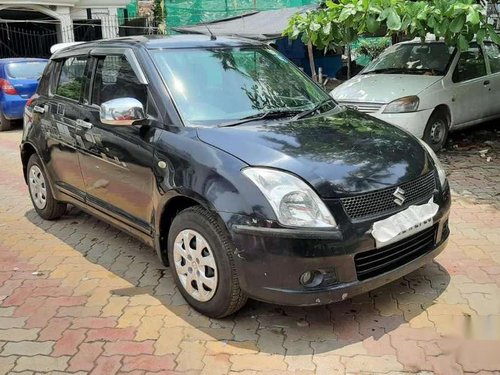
[331,38,500,150]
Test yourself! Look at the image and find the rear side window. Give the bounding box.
[484,43,500,74]
[6,61,46,79]
[453,46,487,83]
[55,56,88,101]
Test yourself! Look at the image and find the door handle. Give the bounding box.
[484,80,490,86]
[76,119,93,129]
[33,105,45,114]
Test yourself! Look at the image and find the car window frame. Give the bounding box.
[482,42,500,76]
[88,54,146,108]
[87,49,148,112]
[452,43,488,84]
[51,55,90,103]
[85,49,162,126]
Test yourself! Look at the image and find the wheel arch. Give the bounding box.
[432,104,452,127]
[156,192,217,266]
[20,142,38,183]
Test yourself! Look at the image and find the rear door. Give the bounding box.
[39,56,89,200]
[483,42,500,118]
[450,44,491,126]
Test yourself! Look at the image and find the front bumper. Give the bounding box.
[370,108,434,139]
[222,186,450,306]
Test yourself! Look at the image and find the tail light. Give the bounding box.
[0,78,17,95]
[26,94,39,107]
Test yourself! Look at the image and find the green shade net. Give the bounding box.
[166,0,318,30]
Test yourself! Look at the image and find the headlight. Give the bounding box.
[383,96,419,113]
[242,168,337,228]
[418,139,447,188]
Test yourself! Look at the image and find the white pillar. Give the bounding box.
[93,8,120,39]
[56,6,75,43]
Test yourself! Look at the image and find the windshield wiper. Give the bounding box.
[292,98,335,121]
[364,67,442,75]
[218,110,301,128]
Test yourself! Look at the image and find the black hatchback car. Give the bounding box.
[21,35,450,318]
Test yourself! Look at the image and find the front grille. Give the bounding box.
[341,171,436,221]
[339,101,385,113]
[354,225,437,281]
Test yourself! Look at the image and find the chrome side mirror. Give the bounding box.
[100,98,146,126]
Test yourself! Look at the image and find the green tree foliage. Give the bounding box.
[357,37,391,59]
[153,0,166,28]
[283,0,500,52]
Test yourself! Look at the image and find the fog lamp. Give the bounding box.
[299,270,323,288]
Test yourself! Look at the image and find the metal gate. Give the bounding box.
[73,20,103,42]
[0,24,58,58]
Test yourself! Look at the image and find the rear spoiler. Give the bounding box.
[50,42,84,54]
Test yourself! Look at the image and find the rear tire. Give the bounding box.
[423,109,449,152]
[167,206,247,318]
[0,111,12,132]
[27,154,66,220]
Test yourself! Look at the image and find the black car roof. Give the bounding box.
[51,34,262,59]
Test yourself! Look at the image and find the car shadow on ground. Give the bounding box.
[25,206,450,355]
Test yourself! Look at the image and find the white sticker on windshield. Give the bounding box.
[372,197,439,248]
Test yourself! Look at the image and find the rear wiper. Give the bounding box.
[218,110,301,128]
[292,98,335,121]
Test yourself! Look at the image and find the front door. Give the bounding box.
[78,52,156,234]
[483,42,500,119]
[39,56,89,200]
[450,44,491,126]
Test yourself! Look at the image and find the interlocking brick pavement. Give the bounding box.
[442,121,500,208]
[0,128,499,374]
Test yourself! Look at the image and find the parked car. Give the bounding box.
[0,58,47,131]
[21,36,450,318]
[331,38,500,151]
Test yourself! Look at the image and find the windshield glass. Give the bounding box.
[6,61,46,79]
[363,42,455,76]
[151,47,333,126]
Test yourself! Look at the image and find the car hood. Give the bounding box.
[196,108,431,198]
[331,74,442,103]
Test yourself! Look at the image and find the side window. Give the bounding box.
[484,43,500,74]
[37,61,55,95]
[91,55,147,107]
[55,56,87,101]
[452,46,487,83]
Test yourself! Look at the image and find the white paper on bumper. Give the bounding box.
[371,197,439,248]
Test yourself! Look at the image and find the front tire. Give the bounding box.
[27,154,66,220]
[423,109,449,152]
[167,206,247,318]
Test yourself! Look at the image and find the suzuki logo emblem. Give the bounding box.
[393,187,406,206]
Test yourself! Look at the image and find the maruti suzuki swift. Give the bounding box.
[21,35,450,318]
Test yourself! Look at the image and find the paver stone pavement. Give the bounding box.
[0,123,499,374]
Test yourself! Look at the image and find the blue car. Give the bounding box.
[0,58,47,131]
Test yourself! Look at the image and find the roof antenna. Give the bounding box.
[204,23,217,40]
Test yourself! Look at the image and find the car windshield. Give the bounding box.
[151,47,334,126]
[363,42,455,76]
[6,61,46,79]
